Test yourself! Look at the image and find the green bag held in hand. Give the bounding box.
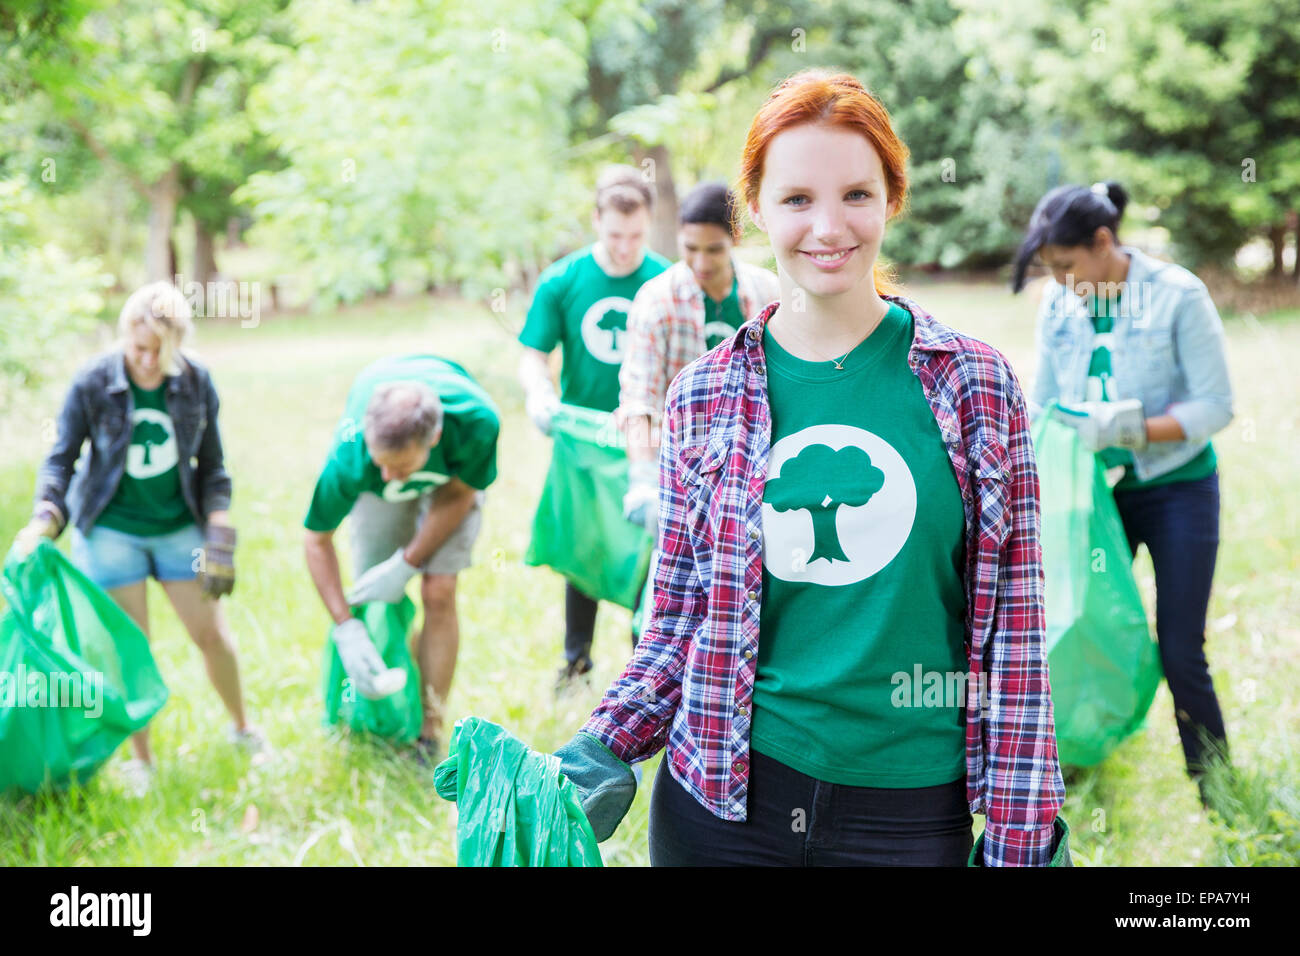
[1033,407,1162,767]
[0,540,168,794]
[525,403,654,609]
[322,597,422,743]
[433,716,603,867]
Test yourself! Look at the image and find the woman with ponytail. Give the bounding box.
[553,69,1069,866]
[1013,182,1235,807]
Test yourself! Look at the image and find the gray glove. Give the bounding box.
[554,732,638,842]
[345,547,419,605]
[1053,399,1148,452]
[622,459,659,536]
[331,617,407,700]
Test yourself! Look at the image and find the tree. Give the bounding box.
[22,0,291,283]
[579,0,831,255]
[785,0,1055,269]
[957,0,1300,275]
[596,306,627,351]
[132,419,169,465]
[767,444,884,564]
[236,0,591,304]
[0,176,112,398]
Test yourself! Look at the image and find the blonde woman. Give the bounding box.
[17,281,263,791]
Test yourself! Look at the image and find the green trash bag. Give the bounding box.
[1034,407,1162,767]
[433,716,603,867]
[322,597,422,743]
[631,560,655,640]
[525,403,654,609]
[0,540,168,794]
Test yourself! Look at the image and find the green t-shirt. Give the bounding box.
[1087,294,1216,489]
[96,380,194,537]
[703,276,745,350]
[517,245,671,412]
[750,302,969,787]
[304,355,501,532]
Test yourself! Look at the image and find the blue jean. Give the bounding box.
[71,522,203,590]
[1113,470,1228,776]
[649,747,972,866]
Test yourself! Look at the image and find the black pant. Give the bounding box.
[1113,470,1229,776]
[649,748,973,866]
[563,576,645,666]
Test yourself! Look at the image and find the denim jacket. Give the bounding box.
[1029,246,1235,482]
[34,349,232,536]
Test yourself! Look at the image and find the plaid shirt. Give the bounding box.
[616,259,780,428]
[582,294,1066,867]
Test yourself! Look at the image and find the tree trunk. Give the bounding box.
[145,165,182,282]
[1290,209,1300,283]
[194,220,219,288]
[1269,223,1287,278]
[632,142,679,260]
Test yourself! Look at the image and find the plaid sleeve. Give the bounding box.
[981,360,1066,867]
[582,373,707,763]
[618,283,670,426]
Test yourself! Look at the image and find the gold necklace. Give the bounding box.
[768,300,889,370]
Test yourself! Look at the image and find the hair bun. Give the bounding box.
[1092,180,1129,219]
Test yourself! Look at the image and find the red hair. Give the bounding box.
[737,69,910,294]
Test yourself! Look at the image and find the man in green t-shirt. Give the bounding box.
[517,165,671,688]
[304,355,500,757]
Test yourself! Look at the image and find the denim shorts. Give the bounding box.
[70,522,204,591]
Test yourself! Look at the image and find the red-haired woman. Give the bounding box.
[555,70,1069,866]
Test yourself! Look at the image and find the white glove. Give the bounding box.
[623,459,659,536]
[331,618,407,700]
[1053,399,1148,453]
[526,385,560,436]
[346,547,420,605]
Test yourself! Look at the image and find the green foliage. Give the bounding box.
[0,177,112,397]
[794,0,1058,269]
[9,0,293,280]
[583,0,721,125]
[956,0,1300,268]
[235,0,592,304]
[1202,748,1300,866]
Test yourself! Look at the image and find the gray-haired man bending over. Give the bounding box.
[303,354,500,758]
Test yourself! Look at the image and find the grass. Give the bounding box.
[1,279,1297,866]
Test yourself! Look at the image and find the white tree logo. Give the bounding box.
[126,408,179,479]
[381,470,450,501]
[761,424,916,586]
[581,296,634,364]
